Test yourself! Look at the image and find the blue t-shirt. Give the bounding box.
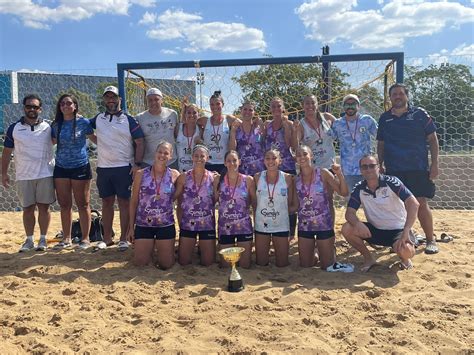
[377,106,436,172]
[329,114,377,175]
[52,117,94,168]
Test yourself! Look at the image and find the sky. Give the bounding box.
[0,0,473,75]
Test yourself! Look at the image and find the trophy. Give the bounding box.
[219,247,245,292]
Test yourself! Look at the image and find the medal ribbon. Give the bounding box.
[302,169,314,200]
[306,118,322,141]
[266,171,279,203]
[192,169,207,195]
[184,124,194,152]
[152,167,166,197]
[225,173,240,201]
[345,117,359,145]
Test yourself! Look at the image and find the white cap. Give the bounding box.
[146,88,163,97]
[342,94,360,104]
[103,86,119,96]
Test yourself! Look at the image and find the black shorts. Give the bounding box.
[363,222,404,247]
[387,170,435,198]
[205,163,225,175]
[255,230,289,238]
[134,224,176,240]
[96,165,132,199]
[180,229,216,241]
[219,234,253,245]
[54,163,92,180]
[298,229,335,240]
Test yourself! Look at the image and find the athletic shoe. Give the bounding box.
[19,239,35,253]
[326,262,355,273]
[36,238,47,251]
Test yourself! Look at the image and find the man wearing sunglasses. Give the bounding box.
[2,94,55,252]
[342,155,419,272]
[329,94,378,192]
[377,83,439,255]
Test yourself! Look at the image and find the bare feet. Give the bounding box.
[360,258,377,272]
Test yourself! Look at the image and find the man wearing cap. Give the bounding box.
[90,86,145,251]
[2,94,55,252]
[135,88,179,169]
[377,83,440,255]
[329,94,378,192]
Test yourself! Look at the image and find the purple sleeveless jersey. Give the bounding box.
[265,123,295,172]
[218,174,253,236]
[136,167,175,227]
[180,169,215,231]
[296,168,333,231]
[236,125,265,175]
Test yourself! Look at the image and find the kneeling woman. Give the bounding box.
[295,145,353,272]
[214,150,256,268]
[175,145,217,266]
[128,141,180,269]
[254,149,296,267]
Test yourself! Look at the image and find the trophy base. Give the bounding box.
[228,278,244,292]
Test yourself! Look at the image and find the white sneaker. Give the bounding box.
[326,262,355,273]
[19,239,35,253]
[36,238,47,251]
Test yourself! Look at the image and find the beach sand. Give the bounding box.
[0,209,472,353]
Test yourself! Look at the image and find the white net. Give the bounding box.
[0,54,472,211]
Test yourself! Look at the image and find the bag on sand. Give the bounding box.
[71,209,111,243]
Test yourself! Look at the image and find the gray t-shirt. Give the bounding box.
[135,107,178,165]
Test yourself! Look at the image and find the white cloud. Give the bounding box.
[295,0,474,49]
[138,11,157,25]
[413,43,474,66]
[160,48,178,55]
[451,43,474,56]
[141,9,266,53]
[0,0,155,29]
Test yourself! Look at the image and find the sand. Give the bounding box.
[0,209,472,353]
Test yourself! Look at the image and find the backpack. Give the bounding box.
[71,209,112,243]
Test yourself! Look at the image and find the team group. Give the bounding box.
[1,83,440,272]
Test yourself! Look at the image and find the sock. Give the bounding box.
[26,235,34,242]
[40,234,47,241]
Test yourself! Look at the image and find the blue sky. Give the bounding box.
[0,0,472,73]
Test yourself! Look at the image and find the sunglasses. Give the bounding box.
[360,163,378,170]
[60,101,74,107]
[25,105,41,110]
[343,102,358,109]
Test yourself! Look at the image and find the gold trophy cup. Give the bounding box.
[219,247,245,292]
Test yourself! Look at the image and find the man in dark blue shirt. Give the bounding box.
[377,83,440,254]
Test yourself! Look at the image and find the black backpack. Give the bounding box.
[71,209,112,243]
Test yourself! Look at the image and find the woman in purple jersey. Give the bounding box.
[128,141,180,269]
[294,145,354,272]
[175,145,217,266]
[213,150,256,268]
[228,101,265,176]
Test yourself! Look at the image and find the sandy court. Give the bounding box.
[0,209,472,353]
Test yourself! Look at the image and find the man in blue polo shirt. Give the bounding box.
[2,94,55,252]
[342,155,419,272]
[377,83,440,254]
[90,86,145,251]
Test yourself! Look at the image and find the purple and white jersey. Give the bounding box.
[180,169,215,231]
[265,123,295,172]
[296,168,333,231]
[218,174,253,236]
[136,167,175,227]
[236,125,264,175]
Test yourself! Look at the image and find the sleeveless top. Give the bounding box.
[218,174,253,236]
[296,168,333,231]
[176,123,200,172]
[300,117,335,169]
[255,170,290,233]
[236,124,265,175]
[203,117,230,164]
[265,122,295,172]
[180,169,215,231]
[136,167,175,227]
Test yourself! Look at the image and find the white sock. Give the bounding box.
[26,235,34,242]
[40,234,46,241]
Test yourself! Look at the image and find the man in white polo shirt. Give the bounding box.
[135,88,179,169]
[90,86,145,251]
[2,94,55,252]
[341,155,419,272]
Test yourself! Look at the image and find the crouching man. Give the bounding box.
[341,155,419,272]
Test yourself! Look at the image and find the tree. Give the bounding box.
[405,63,473,151]
[232,63,350,120]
